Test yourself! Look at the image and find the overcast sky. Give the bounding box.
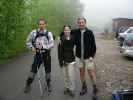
[80,0,133,29]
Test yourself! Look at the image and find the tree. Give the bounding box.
[0,0,83,59]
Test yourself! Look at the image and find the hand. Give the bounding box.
[59,60,64,67]
[89,57,93,62]
[31,47,36,55]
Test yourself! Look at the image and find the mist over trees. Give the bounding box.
[0,0,83,59]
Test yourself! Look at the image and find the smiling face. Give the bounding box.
[64,26,71,37]
[77,18,86,30]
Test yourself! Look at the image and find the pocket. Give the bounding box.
[85,61,94,69]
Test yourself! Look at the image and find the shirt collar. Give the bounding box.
[79,27,87,33]
[37,28,47,33]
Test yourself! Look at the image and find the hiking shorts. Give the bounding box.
[76,57,95,70]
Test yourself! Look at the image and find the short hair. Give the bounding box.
[77,17,86,23]
[37,18,47,25]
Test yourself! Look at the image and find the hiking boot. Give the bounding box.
[24,85,31,93]
[80,88,87,95]
[80,82,87,96]
[24,76,34,93]
[46,77,52,92]
[47,84,52,92]
[64,88,70,95]
[93,85,98,95]
[68,90,75,97]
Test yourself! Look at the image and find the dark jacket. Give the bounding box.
[58,34,75,67]
[72,28,96,59]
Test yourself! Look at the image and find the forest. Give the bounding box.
[0,0,83,60]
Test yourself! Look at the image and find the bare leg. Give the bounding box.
[87,69,96,85]
[79,67,86,83]
[87,69,98,95]
[79,67,87,95]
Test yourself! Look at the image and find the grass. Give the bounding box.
[0,59,8,64]
[0,48,28,64]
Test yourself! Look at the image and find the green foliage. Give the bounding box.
[0,0,27,59]
[0,0,83,60]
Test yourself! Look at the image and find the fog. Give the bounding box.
[80,0,133,30]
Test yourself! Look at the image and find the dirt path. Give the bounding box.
[0,34,133,100]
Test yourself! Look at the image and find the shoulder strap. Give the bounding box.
[44,30,49,41]
[31,29,38,46]
[35,29,49,41]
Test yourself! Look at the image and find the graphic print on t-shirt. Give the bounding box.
[35,36,48,49]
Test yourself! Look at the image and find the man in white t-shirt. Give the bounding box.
[24,18,54,93]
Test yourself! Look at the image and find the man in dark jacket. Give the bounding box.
[72,17,98,96]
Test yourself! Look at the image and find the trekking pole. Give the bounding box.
[42,66,47,91]
[37,62,44,97]
[41,51,51,96]
[39,50,47,91]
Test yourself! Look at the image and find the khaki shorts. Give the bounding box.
[76,57,95,70]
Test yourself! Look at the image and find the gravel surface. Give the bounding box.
[95,35,133,99]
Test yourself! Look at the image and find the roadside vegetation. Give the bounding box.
[0,0,83,62]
